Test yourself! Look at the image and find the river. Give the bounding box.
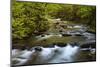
[12,23,96,66]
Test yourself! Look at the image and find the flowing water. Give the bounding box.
[12,44,80,65]
[12,24,96,66]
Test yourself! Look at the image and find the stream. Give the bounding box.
[12,23,96,66]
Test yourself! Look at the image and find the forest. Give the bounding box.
[12,0,96,40]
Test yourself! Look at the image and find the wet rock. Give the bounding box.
[86,31,96,34]
[41,34,45,37]
[62,33,72,36]
[59,30,63,32]
[75,34,82,36]
[70,42,79,47]
[80,41,96,48]
[34,46,43,52]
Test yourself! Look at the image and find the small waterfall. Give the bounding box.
[12,44,79,65]
[48,45,79,63]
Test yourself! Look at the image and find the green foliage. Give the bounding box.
[12,0,96,40]
[12,1,50,39]
[46,4,96,30]
[76,6,96,30]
